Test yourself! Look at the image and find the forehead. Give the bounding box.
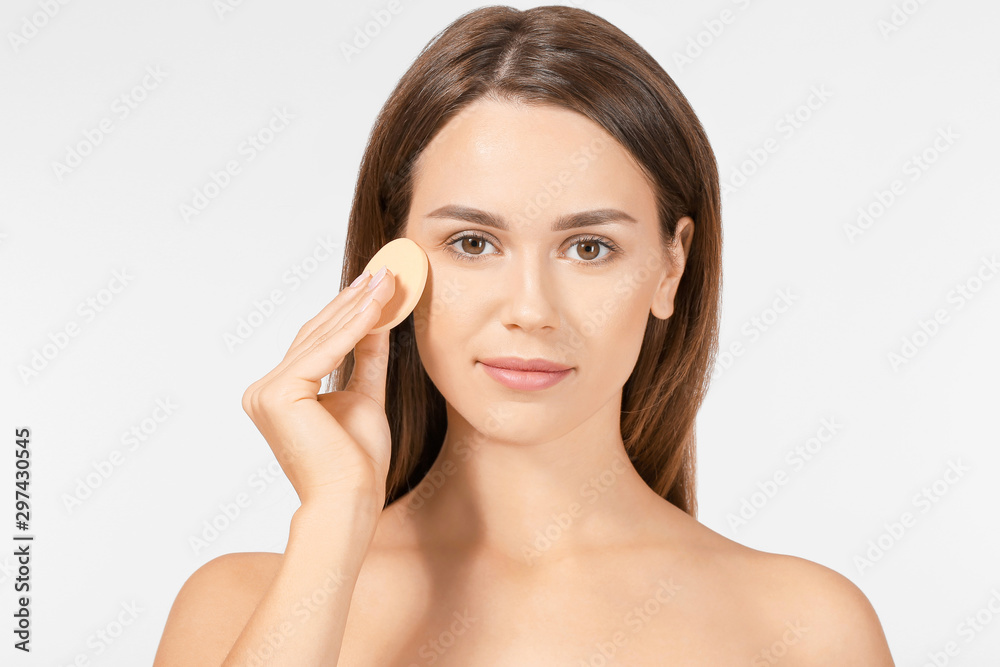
[409,99,657,228]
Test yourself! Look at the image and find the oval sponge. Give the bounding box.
[361,238,429,334]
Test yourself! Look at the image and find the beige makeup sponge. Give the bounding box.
[361,238,429,334]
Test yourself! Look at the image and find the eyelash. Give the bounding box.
[444,231,620,266]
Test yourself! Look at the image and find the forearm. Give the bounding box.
[221,492,380,666]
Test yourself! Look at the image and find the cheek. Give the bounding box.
[567,281,650,380]
[412,266,478,335]
[412,268,479,381]
[570,278,644,339]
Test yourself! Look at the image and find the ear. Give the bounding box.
[650,216,694,320]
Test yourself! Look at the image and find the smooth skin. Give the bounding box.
[154,99,895,665]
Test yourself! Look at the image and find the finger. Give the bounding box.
[281,269,395,371]
[251,272,381,392]
[250,270,395,400]
[284,267,394,367]
[344,326,391,409]
[286,271,374,355]
[282,293,385,391]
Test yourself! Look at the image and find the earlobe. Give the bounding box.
[650,296,674,321]
[650,216,694,321]
[650,276,680,319]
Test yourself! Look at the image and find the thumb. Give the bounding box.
[345,328,390,409]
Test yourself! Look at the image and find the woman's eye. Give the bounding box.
[448,235,496,258]
[566,239,610,262]
[446,233,616,265]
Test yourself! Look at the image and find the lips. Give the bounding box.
[477,357,573,391]
[478,357,571,372]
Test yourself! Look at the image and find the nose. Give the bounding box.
[498,255,561,332]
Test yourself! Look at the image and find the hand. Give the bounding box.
[241,267,396,509]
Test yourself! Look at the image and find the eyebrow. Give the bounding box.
[424,205,638,232]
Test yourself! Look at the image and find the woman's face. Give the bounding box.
[403,98,690,445]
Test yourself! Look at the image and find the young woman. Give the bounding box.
[155,6,894,665]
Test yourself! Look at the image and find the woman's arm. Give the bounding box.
[155,266,399,665]
[153,488,380,666]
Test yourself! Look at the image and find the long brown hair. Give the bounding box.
[327,5,721,518]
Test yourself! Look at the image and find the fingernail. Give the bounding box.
[367,264,387,291]
[350,271,370,288]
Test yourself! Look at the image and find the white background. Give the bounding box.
[2,0,998,664]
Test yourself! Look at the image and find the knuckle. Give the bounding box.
[256,380,293,409]
[241,385,257,416]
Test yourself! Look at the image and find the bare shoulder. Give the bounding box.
[691,523,895,666]
[747,549,894,665]
[153,551,283,666]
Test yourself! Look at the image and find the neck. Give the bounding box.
[388,391,673,566]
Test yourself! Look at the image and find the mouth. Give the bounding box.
[479,356,571,372]
[477,357,573,391]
